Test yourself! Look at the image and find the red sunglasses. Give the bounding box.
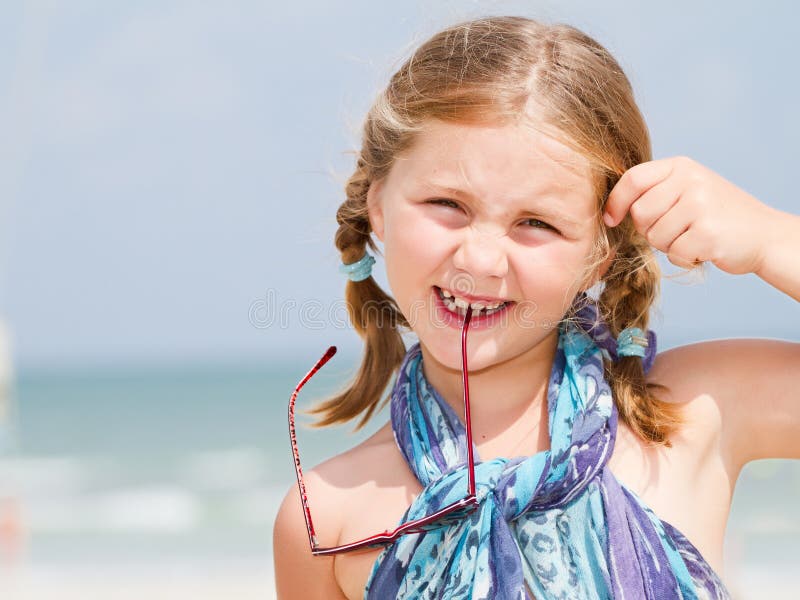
[288,306,478,555]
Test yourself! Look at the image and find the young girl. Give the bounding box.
[274,15,800,599]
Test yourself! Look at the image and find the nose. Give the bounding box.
[452,228,509,280]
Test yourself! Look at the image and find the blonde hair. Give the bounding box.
[310,16,684,446]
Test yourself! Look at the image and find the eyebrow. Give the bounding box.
[419,182,583,228]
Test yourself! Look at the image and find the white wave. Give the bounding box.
[92,486,201,532]
[23,485,201,533]
[0,456,99,496]
[179,447,269,491]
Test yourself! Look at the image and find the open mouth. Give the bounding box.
[434,286,514,319]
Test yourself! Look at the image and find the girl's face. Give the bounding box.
[367,119,605,372]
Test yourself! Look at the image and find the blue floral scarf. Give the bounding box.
[365,298,731,599]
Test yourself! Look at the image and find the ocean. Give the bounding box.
[0,358,797,599]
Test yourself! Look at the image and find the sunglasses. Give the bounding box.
[288,306,478,555]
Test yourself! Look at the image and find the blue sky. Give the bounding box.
[1,0,798,370]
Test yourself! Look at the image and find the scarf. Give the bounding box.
[364,298,731,599]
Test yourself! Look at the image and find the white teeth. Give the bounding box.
[439,287,505,311]
[439,287,507,316]
[477,301,502,310]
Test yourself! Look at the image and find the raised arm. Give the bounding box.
[604,156,800,470]
[752,210,800,302]
[604,155,799,301]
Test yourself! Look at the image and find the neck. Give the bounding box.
[418,330,558,448]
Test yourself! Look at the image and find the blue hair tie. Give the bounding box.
[339,252,375,282]
[616,326,648,358]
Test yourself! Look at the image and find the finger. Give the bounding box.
[640,189,692,252]
[665,227,709,270]
[627,176,683,236]
[604,158,675,227]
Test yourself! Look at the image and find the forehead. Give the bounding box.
[387,120,598,222]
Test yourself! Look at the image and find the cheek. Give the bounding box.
[381,213,441,304]
[518,244,586,280]
[391,223,438,256]
[384,208,446,267]
[516,246,593,301]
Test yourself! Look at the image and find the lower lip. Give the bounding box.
[432,287,514,330]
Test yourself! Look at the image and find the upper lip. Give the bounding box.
[436,286,512,305]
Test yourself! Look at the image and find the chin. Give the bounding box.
[418,334,499,374]
[416,335,460,371]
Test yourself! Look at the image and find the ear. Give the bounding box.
[366,179,385,243]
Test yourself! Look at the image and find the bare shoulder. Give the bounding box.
[273,421,409,598]
[645,338,800,472]
[306,420,404,495]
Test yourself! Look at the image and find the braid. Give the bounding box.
[307,159,409,430]
[597,219,683,446]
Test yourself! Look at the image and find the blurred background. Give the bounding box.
[0,0,798,598]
